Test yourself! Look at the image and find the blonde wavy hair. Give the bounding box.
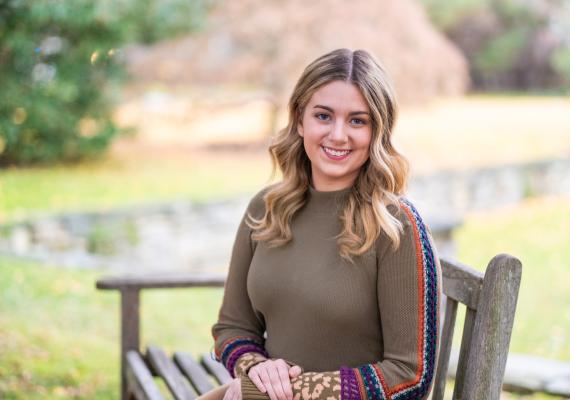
[247,48,410,264]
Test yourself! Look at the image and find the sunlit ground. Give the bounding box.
[2,93,568,222]
[116,91,570,176]
[396,94,570,175]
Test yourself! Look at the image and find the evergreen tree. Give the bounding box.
[0,0,213,166]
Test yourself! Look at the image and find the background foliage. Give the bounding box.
[0,0,213,166]
[420,0,570,90]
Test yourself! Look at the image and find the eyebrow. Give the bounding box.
[313,105,370,116]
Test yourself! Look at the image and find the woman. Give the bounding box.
[204,48,442,400]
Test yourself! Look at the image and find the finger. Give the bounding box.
[267,365,288,400]
[259,368,279,400]
[276,364,294,400]
[232,381,240,400]
[223,385,232,400]
[249,369,267,393]
[289,365,302,378]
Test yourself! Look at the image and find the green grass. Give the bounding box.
[0,258,225,399]
[1,195,569,398]
[454,196,570,362]
[3,94,570,223]
[0,151,274,223]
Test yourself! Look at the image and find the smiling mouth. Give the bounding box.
[321,146,352,157]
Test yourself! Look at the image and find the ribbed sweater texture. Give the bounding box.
[212,183,442,399]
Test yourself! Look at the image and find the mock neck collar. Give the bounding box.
[307,183,353,204]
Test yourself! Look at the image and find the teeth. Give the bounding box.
[323,146,351,156]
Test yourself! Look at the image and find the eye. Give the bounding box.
[315,113,331,121]
[350,118,367,125]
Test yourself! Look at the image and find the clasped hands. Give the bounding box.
[223,358,303,400]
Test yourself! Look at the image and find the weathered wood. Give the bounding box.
[146,345,196,400]
[201,352,233,385]
[97,274,226,291]
[462,254,522,400]
[121,289,141,400]
[174,352,216,395]
[440,257,484,309]
[95,276,227,400]
[125,351,164,400]
[453,307,476,399]
[432,296,458,400]
[97,253,522,400]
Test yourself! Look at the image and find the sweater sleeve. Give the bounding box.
[240,197,441,400]
[344,197,440,399]
[211,191,270,378]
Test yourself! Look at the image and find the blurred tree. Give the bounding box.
[420,0,484,30]
[0,0,213,166]
[420,0,570,91]
[550,2,570,86]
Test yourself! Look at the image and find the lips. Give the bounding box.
[321,146,352,161]
[321,146,352,157]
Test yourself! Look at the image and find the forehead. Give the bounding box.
[307,80,369,111]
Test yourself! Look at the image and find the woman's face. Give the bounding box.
[298,80,373,191]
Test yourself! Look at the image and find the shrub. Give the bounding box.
[0,0,213,166]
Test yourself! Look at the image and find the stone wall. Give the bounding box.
[1,156,568,272]
[408,155,570,221]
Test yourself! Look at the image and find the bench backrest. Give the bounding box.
[431,254,522,399]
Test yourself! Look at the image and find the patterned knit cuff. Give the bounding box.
[217,337,269,378]
[356,365,390,400]
[234,352,269,378]
[340,366,362,400]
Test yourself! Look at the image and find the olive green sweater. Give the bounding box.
[212,183,442,400]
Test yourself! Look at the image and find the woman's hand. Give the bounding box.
[248,359,303,400]
[222,377,242,400]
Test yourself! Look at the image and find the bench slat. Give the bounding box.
[147,346,196,400]
[200,352,233,385]
[126,351,164,400]
[453,307,476,399]
[432,296,458,400]
[174,351,216,395]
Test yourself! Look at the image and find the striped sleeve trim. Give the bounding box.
[340,366,362,400]
[214,336,269,378]
[347,198,439,400]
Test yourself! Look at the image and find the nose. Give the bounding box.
[329,120,348,143]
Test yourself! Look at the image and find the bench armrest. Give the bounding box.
[96,273,226,291]
[95,272,226,399]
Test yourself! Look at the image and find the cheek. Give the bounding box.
[354,133,373,164]
[357,131,373,151]
[303,119,328,139]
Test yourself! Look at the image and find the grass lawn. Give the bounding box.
[0,146,275,224]
[455,195,570,362]
[1,195,569,399]
[0,258,225,399]
[2,94,569,223]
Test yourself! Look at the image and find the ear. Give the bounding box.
[297,120,304,137]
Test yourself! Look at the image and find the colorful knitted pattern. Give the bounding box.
[214,336,269,378]
[340,198,439,400]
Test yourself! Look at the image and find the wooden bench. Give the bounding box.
[96,253,522,400]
